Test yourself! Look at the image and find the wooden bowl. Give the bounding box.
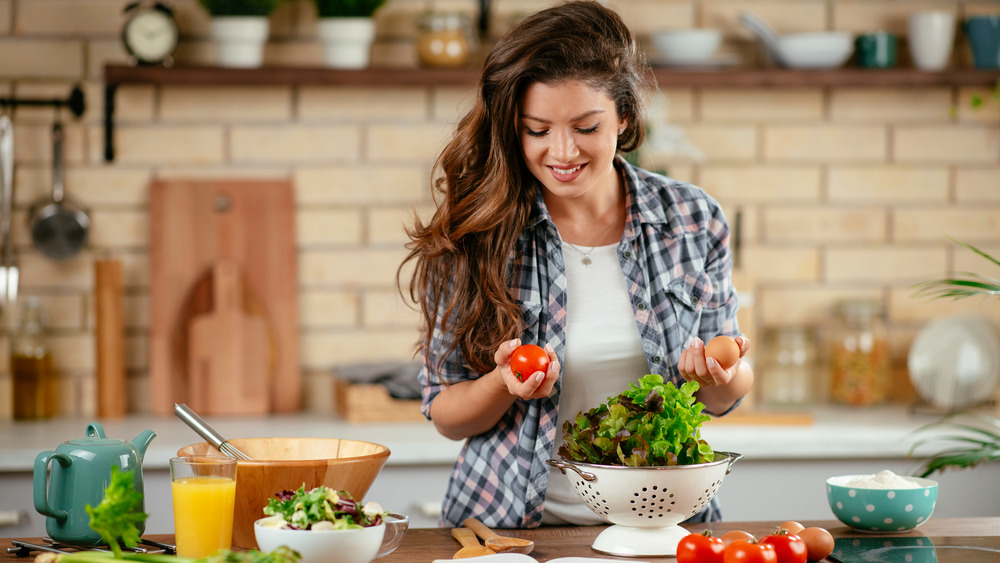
[177,437,390,549]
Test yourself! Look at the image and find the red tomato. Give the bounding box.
[677,531,725,563]
[510,344,550,382]
[761,531,807,563]
[724,540,778,563]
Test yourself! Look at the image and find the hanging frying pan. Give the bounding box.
[29,121,90,260]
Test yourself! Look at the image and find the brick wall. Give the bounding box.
[0,0,998,418]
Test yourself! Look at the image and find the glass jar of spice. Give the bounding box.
[827,299,890,406]
[417,12,475,68]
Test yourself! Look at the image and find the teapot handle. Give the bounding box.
[86,422,107,439]
[33,451,72,520]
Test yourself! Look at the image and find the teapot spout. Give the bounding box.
[131,430,156,458]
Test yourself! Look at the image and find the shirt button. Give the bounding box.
[690,295,698,305]
[637,301,647,311]
[653,355,661,363]
[623,251,632,258]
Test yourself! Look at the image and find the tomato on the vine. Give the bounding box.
[510,344,549,382]
[724,539,778,563]
[676,530,725,563]
[761,530,807,563]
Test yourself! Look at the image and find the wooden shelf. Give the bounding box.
[101,64,1000,161]
[105,63,1000,88]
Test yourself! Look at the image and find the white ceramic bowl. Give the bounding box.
[777,32,854,68]
[826,475,938,533]
[652,29,722,62]
[253,513,409,563]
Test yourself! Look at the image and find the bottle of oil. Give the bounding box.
[11,297,55,419]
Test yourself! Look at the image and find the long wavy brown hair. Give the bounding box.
[399,0,654,374]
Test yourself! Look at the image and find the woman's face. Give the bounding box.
[517,80,626,204]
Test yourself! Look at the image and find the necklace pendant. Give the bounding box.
[581,256,592,266]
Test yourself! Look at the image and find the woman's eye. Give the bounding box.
[577,124,599,135]
[525,128,548,138]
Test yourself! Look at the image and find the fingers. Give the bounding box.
[494,338,521,366]
[497,339,560,400]
[680,337,733,388]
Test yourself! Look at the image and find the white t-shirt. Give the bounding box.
[542,241,650,525]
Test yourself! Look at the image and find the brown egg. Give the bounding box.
[798,527,835,561]
[720,529,755,546]
[779,520,806,535]
[705,335,740,369]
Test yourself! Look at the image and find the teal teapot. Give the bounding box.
[33,422,156,546]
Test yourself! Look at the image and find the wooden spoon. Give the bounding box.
[463,518,535,554]
[451,527,497,559]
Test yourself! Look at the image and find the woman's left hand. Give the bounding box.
[678,336,750,388]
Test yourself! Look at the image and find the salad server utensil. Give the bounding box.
[451,527,496,559]
[462,517,534,554]
[173,402,253,460]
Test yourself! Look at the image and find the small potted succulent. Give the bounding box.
[313,0,387,68]
[198,0,285,67]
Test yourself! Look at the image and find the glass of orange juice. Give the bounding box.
[170,456,237,558]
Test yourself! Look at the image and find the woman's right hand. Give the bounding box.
[495,338,560,400]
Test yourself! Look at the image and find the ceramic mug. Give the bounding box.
[908,11,956,70]
[857,31,897,68]
[964,15,1000,69]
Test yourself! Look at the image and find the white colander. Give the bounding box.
[547,451,742,557]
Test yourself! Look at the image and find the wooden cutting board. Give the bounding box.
[149,179,299,416]
[188,261,271,415]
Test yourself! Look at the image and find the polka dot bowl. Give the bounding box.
[826,474,938,533]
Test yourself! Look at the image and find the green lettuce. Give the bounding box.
[558,374,714,466]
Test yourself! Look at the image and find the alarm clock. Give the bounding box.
[122,1,179,66]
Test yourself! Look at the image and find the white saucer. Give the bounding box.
[650,52,740,68]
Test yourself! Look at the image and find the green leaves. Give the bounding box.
[912,239,1000,301]
[908,412,1000,477]
[558,374,714,466]
[198,0,284,16]
[313,0,386,18]
[85,467,147,559]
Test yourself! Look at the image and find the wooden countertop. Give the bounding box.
[4,518,1000,563]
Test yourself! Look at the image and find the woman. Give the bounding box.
[400,0,753,528]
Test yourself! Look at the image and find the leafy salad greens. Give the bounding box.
[558,374,715,467]
[262,485,384,530]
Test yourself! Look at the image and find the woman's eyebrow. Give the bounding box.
[519,109,605,124]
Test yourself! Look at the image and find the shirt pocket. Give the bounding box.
[665,271,714,340]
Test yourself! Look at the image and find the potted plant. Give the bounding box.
[198,0,285,67]
[908,239,1000,477]
[313,0,386,68]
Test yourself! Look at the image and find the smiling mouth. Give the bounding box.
[550,164,584,175]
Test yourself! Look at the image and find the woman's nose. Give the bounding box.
[550,129,579,160]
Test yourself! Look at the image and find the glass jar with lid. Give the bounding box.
[827,298,890,406]
[417,12,475,68]
[758,325,818,406]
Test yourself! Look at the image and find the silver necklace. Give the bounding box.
[562,208,621,266]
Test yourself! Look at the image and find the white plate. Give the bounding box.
[907,314,1000,410]
[650,53,740,68]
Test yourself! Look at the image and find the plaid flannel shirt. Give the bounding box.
[419,156,740,528]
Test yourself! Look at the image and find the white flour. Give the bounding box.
[844,469,922,489]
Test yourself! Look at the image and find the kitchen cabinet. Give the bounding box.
[101,64,1000,161]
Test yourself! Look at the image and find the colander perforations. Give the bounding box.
[626,484,675,518]
[689,479,724,513]
[571,476,610,516]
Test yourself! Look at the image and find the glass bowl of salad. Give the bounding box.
[254,485,408,563]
